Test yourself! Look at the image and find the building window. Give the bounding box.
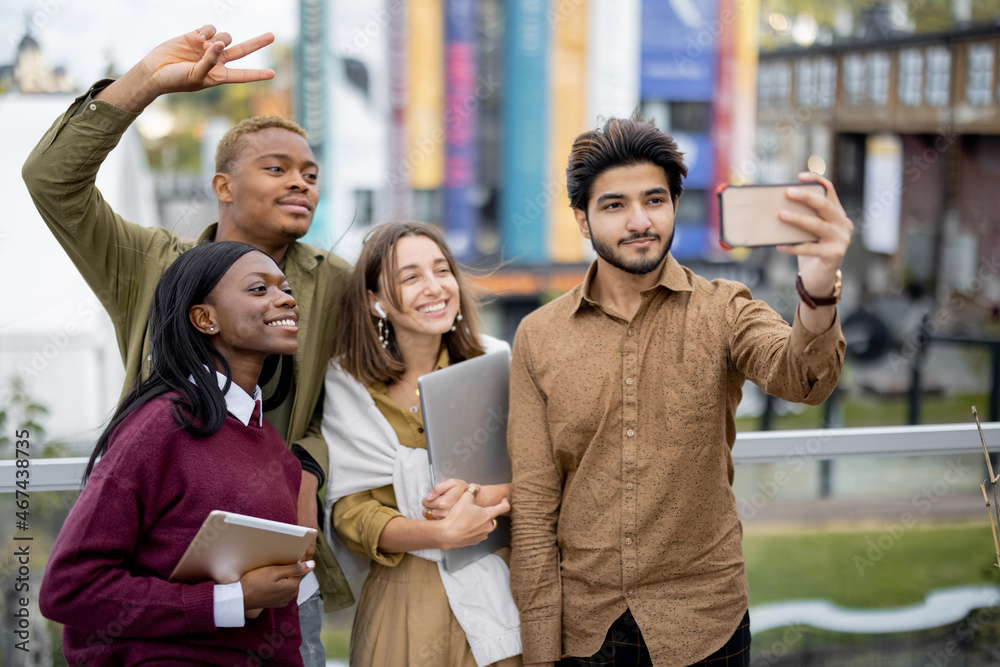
[758,61,791,109]
[669,102,711,133]
[967,42,995,106]
[353,189,375,226]
[817,57,837,109]
[926,45,951,107]
[899,48,924,106]
[413,189,442,226]
[796,59,817,108]
[844,54,867,106]
[868,52,891,106]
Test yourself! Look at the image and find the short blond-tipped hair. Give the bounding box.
[214,115,309,174]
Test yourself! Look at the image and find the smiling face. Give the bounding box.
[193,251,300,362]
[370,235,461,342]
[214,127,319,255]
[575,162,677,276]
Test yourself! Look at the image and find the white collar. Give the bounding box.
[188,368,263,427]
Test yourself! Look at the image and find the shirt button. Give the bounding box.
[626,482,634,490]
[89,103,97,111]
[625,377,634,386]
[625,537,633,545]
[626,428,635,438]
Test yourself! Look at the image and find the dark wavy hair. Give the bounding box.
[566,112,688,211]
[333,221,485,386]
[85,241,266,482]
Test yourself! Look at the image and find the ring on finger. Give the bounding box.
[424,508,434,521]
[465,485,478,497]
[492,519,498,529]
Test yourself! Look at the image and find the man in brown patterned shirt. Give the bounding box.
[508,116,852,667]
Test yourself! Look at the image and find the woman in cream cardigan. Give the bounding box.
[321,221,522,667]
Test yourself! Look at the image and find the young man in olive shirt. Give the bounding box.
[508,117,852,666]
[22,26,351,666]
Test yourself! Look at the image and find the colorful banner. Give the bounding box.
[549,0,588,263]
[862,134,903,255]
[640,0,718,102]
[408,0,445,190]
[389,0,409,218]
[711,0,735,259]
[730,0,760,186]
[586,0,640,127]
[499,0,549,264]
[443,0,479,260]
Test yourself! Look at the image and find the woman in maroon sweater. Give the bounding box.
[40,241,314,665]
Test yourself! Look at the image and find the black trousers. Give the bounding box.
[556,608,751,667]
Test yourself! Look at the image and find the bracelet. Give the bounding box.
[796,270,842,309]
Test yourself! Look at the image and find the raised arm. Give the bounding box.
[776,172,854,335]
[21,26,276,345]
[95,25,275,112]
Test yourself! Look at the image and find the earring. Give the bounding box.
[377,316,390,349]
[451,309,463,332]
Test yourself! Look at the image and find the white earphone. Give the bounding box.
[374,301,387,318]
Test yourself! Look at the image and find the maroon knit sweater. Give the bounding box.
[40,393,304,665]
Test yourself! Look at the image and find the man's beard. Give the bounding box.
[587,220,674,276]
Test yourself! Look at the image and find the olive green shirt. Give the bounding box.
[22,83,354,611]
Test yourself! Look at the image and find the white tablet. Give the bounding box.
[168,510,317,585]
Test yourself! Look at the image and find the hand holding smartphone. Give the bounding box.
[717,182,827,249]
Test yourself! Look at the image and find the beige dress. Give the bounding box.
[333,352,521,667]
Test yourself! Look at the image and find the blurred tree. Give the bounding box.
[760,0,1000,50]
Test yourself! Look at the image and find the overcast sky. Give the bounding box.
[1,0,299,88]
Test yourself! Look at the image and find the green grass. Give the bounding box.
[745,521,999,609]
[736,392,990,431]
[321,625,352,660]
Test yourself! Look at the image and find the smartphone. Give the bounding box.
[717,182,827,249]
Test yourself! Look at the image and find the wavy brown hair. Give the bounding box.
[334,222,485,386]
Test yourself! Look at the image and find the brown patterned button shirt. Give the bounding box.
[508,256,845,665]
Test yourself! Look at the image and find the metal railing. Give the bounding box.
[3,422,998,494]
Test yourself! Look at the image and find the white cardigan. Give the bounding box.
[321,337,521,666]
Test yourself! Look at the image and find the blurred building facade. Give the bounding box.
[756,21,1000,317]
[0,29,75,94]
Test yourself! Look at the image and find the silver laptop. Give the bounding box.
[418,349,512,572]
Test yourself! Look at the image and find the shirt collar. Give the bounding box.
[370,346,453,397]
[572,253,694,314]
[188,367,263,427]
[198,224,320,274]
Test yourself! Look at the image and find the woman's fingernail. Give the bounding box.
[305,560,315,569]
